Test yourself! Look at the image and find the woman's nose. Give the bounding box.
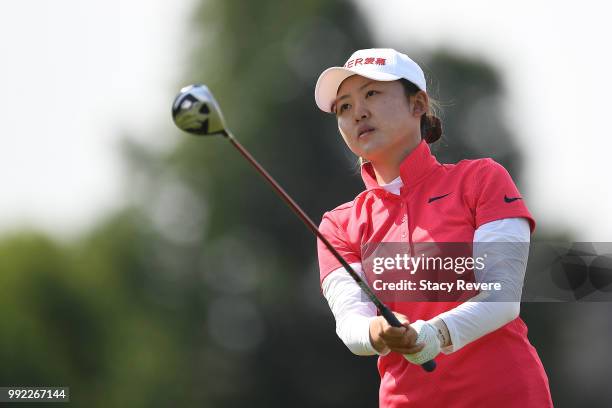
[353,102,370,121]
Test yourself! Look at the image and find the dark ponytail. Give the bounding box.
[399,79,442,144]
[421,114,442,144]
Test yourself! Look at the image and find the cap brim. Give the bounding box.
[314,67,401,113]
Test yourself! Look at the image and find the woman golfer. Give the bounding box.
[315,48,553,407]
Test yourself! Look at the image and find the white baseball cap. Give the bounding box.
[314,48,427,113]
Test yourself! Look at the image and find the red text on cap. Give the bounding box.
[344,57,386,68]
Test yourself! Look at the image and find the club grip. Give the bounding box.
[380,306,437,372]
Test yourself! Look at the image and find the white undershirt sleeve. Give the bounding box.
[321,263,388,356]
[437,217,530,353]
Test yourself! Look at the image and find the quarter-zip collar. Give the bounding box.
[360,140,440,191]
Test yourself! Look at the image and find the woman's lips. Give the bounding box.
[358,127,375,138]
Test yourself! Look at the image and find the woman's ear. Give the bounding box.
[412,91,429,116]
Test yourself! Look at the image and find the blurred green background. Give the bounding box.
[1,0,610,407]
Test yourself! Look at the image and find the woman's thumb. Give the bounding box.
[393,312,410,326]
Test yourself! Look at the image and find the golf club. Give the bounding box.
[171,84,436,372]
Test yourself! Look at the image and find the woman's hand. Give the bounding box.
[369,312,425,355]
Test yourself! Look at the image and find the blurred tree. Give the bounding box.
[425,52,522,175]
[0,219,194,407]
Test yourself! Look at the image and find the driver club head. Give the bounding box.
[172,84,227,136]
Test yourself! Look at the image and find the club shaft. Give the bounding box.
[224,131,436,372]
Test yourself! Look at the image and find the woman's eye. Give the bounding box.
[366,90,378,97]
[339,103,351,113]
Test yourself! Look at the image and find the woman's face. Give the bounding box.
[334,75,424,164]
